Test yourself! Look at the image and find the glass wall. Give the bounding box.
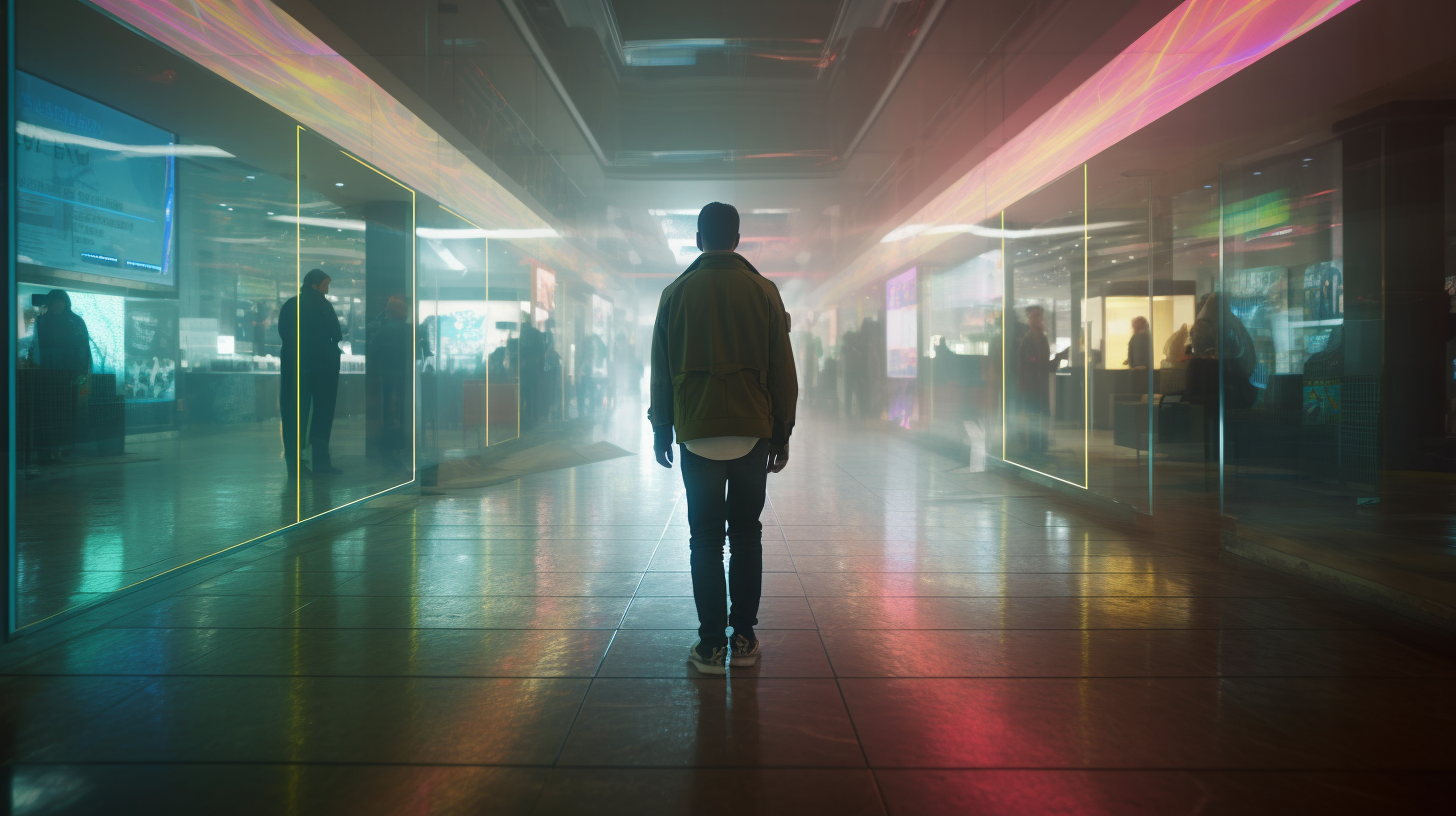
[12,0,309,627]
[1003,169,1087,487]
[807,0,1456,582]
[919,230,1003,468]
[8,0,616,633]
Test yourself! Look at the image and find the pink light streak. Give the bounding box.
[812,0,1364,306]
[88,0,607,282]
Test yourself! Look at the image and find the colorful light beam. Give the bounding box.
[811,0,1364,307]
[88,0,609,283]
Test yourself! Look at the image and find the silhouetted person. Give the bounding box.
[650,201,797,675]
[1015,304,1067,458]
[519,316,547,429]
[28,289,93,463]
[279,269,344,476]
[1127,315,1153,371]
[369,294,412,470]
[30,289,92,373]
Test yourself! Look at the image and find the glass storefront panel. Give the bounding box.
[1084,176,1159,512]
[1004,169,1087,486]
[12,0,307,627]
[920,234,1004,467]
[295,129,416,517]
[1221,138,1357,530]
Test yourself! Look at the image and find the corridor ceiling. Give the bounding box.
[289,0,1181,301]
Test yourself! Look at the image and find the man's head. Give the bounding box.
[696,202,740,252]
[386,294,408,320]
[45,289,72,313]
[1131,315,1149,334]
[303,268,332,295]
[1025,304,1046,333]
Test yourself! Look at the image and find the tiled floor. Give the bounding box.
[4,410,1456,814]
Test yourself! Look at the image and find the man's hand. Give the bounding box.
[767,443,790,474]
[654,426,674,469]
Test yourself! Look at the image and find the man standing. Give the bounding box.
[31,289,93,373]
[1015,304,1067,459]
[28,289,93,463]
[650,202,797,674]
[1127,315,1153,371]
[279,268,344,476]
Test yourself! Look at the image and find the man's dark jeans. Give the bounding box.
[680,439,769,649]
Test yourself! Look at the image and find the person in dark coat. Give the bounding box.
[279,269,344,476]
[1015,305,1067,457]
[27,289,94,463]
[1127,315,1153,370]
[368,294,413,469]
[31,289,93,373]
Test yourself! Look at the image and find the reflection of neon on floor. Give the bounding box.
[814,0,1365,306]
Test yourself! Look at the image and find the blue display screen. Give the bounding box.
[14,71,176,286]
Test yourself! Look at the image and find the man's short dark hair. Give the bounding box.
[697,202,739,251]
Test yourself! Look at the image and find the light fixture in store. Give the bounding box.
[246,175,256,180]
[881,221,1134,242]
[15,121,234,157]
[268,215,366,230]
[1253,171,1263,175]
[415,226,559,239]
[427,239,467,272]
[335,182,345,187]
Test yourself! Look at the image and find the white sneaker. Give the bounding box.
[730,633,761,667]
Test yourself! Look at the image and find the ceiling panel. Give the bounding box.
[609,0,844,43]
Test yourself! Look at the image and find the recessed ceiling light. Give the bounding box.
[246,175,256,180]
[335,182,345,187]
[1253,171,1262,175]
[1203,185,1213,189]
[267,211,275,215]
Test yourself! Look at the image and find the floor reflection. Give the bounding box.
[3,410,1455,814]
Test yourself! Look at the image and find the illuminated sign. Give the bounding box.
[886,267,918,379]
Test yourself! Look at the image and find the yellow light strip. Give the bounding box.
[294,125,302,522]
[1003,458,1088,490]
[1083,163,1090,489]
[1000,210,1007,461]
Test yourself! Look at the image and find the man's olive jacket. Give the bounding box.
[648,251,797,447]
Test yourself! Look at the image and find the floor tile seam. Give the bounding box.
[95,624,1382,632]
[795,557,892,816]
[540,491,684,776]
[9,760,892,771]
[15,760,1456,773]
[770,625,1383,632]
[793,593,1310,599]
